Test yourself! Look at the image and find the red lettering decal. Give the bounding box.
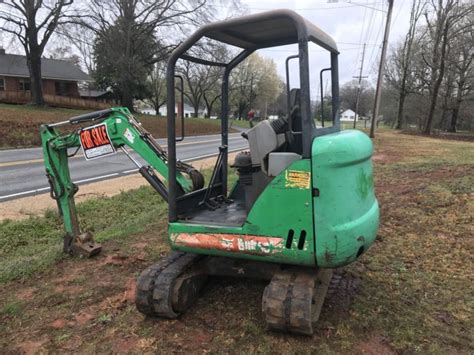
[100,126,109,144]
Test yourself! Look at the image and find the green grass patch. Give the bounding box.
[0,300,24,317]
[0,185,167,283]
[229,119,251,129]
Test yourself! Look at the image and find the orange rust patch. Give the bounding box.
[172,233,283,255]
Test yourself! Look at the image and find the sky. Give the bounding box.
[0,0,413,97]
[238,0,412,94]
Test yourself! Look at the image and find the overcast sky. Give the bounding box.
[239,0,411,94]
[0,0,412,96]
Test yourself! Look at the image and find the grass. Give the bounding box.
[0,103,227,148]
[0,186,166,283]
[0,130,473,353]
[229,118,251,129]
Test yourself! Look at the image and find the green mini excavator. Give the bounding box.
[41,10,379,335]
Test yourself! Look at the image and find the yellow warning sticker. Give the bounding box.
[285,170,311,189]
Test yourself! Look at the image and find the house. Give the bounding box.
[0,47,90,99]
[340,109,358,122]
[79,89,116,104]
[140,103,206,118]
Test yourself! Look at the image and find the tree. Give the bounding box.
[79,0,207,111]
[177,41,231,118]
[385,0,425,129]
[46,42,81,67]
[447,14,473,132]
[0,0,74,106]
[178,59,207,117]
[253,57,280,119]
[230,53,281,120]
[421,0,472,134]
[340,79,374,117]
[93,18,158,110]
[147,63,167,115]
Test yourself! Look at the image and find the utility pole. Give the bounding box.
[370,0,394,138]
[352,43,368,129]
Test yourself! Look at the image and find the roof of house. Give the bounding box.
[79,89,111,98]
[0,53,91,82]
[342,109,355,114]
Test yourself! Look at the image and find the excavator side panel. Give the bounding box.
[311,130,379,268]
[169,159,317,266]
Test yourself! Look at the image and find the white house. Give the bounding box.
[140,104,206,118]
[340,109,358,122]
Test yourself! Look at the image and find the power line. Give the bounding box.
[366,1,386,75]
[210,2,385,11]
[353,1,369,74]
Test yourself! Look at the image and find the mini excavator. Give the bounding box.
[41,10,379,335]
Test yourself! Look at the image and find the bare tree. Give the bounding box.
[388,0,425,129]
[447,16,473,132]
[340,79,375,117]
[422,0,472,134]
[0,0,74,106]
[178,59,208,117]
[147,63,167,115]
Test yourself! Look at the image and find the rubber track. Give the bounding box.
[135,252,199,318]
[262,269,317,335]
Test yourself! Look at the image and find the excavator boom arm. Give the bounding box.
[40,107,201,256]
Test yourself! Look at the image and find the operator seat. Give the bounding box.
[240,88,304,177]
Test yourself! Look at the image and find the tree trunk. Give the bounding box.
[448,106,459,132]
[153,103,162,116]
[424,21,450,135]
[395,91,406,129]
[203,97,211,118]
[448,74,466,133]
[121,85,134,112]
[27,46,45,106]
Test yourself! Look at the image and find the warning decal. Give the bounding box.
[172,233,284,255]
[285,170,311,189]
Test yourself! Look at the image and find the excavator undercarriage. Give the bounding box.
[135,252,334,335]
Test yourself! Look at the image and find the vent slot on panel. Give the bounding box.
[286,229,294,249]
[297,230,307,250]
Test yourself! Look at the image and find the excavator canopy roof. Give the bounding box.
[200,9,338,53]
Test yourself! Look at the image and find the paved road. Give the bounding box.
[0,133,248,201]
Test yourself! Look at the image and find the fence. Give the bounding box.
[0,91,111,110]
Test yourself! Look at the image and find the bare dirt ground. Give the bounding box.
[0,152,238,221]
[0,130,473,353]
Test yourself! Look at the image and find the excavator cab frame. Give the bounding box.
[166,9,341,223]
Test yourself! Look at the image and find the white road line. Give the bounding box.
[0,146,248,201]
[182,146,247,162]
[75,173,119,184]
[0,187,50,200]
